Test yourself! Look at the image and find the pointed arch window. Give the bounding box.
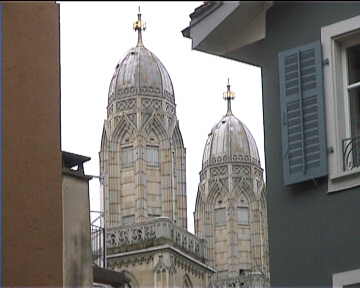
[215,207,226,226]
[146,145,159,167]
[237,207,249,225]
[237,196,249,225]
[121,146,134,168]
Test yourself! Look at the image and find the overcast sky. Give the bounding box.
[59,2,264,233]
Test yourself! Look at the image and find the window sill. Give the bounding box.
[333,268,360,288]
[328,168,360,193]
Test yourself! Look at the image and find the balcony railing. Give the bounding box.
[106,217,207,262]
[343,135,360,171]
[91,224,106,268]
[210,270,269,288]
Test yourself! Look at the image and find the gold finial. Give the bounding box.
[223,78,235,115]
[133,6,146,46]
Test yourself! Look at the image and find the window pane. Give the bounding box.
[349,88,360,137]
[215,208,226,226]
[348,88,360,168]
[121,146,134,168]
[347,44,360,85]
[146,146,159,167]
[238,207,249,225]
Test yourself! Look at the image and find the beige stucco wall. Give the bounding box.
[62,174,93,287]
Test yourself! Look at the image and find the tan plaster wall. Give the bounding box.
[2,3,63,286]
[62,174,93,287]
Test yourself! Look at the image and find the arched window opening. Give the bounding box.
[237,195,249,225]
[121,146,134,168]
[146,145,160,167]
[214,208,226,226]
[237,207,249,225]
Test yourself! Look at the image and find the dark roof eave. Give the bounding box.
[182,2,223,40]
[182,26,190,38]
[62,150,91,169]
[93,265,129,287]
[189,1,219,20]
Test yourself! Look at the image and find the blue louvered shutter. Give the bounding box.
[278,41,328,185]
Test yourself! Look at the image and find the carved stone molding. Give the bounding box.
[210,166,228,178]
[165,103,175,114]
[115,98,136,113]
[232,177,252,194]
[117,86,161,98]
[202,153,261,169]
[142,98,162,111]
[106,218,206,261]
[108,254,154,269]
[232,165,250,177]
[173,256,206,279]
[200,170,206,182]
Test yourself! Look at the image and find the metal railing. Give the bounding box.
[91,224,106,268]
[210,269,269,288]
[343,135,360,171]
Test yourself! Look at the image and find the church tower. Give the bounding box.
[194,81,270,287]
[100,9,187,230]
[100,10,214,288]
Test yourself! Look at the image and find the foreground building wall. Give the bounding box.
[183,2,360,286]
[2,3,63,286]
[62,152,93,287]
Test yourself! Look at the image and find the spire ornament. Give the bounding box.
[133,6,146,46]
[223,78,235,115]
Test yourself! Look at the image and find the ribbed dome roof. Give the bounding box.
[108,41,174,104]
[202,111,260,168]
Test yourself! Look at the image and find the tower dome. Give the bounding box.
[100,9,187,230]
[202,81,260,168]
[107,12,174,106]
[194,81,269,282]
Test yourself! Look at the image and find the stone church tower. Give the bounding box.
[194,82,270,287]
[100,10,214,288]
[100,11,187,229]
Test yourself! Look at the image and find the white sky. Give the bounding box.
[59,2,264,233]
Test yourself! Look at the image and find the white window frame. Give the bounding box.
[321,14,360,193]
[333,268,360,288]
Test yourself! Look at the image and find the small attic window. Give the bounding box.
[131,51,136,55]
[222,120,226,124]
[116,64,119,69]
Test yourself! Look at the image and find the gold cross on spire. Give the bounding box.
[133,6,146,46]
[223,78,235,115]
